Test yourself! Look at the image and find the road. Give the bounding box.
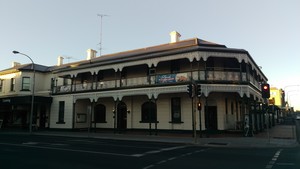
[0,134,299,169]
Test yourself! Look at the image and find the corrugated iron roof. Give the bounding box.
[52,38,230,72]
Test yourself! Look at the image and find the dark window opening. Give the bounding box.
[10,78,15,91]
[171,97,182,123]
[94,104,106,123]
[171,60,180,73]
[57,101,65,123]
[141,101,157,123]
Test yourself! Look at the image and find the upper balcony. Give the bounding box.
[52,69,260,95]
[51,36,267,95]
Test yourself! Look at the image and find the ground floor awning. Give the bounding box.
[0,96,52,105]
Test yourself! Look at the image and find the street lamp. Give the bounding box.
[12,51,35,133]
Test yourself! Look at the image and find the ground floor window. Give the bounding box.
[57,101,65,123]
[171,97,182,123]
[94,104,106,123]
[141,101,157,123]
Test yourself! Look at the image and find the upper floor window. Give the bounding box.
[10,78,15,92]
[121,69,127,79]
[97,71,104,81]
[0,79,3,92]
[63,78,68,86]
[148,68,156,75]
[171,60,180,73]
[22,77,31,91]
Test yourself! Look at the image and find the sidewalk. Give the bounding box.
[1,125,298,148]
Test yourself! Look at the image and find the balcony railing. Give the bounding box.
[52,70,256,94]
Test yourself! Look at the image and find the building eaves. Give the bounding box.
[0,63,52,75]
[50,37,268,81]
[52,38,227,73]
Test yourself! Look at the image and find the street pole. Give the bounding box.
[198,99,202,138]
[12,51,35,134]
[192,97,197,143]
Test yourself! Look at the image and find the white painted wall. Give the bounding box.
[50,95,74,129]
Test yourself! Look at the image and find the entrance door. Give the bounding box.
[39,105,47,129]
[117,102,127,130]
[205,106,218,130]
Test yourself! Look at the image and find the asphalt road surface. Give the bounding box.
[0,134,299,169]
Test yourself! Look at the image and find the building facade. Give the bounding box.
[48,32,269,133]
[0,32,271,134]
[0,63,52,129]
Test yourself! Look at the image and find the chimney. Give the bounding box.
[11,62,21,67]
[57,56,64,66]
[86,49,97,60]
[169,31,181,43]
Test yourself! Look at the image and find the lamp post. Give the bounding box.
[12,51,35,133]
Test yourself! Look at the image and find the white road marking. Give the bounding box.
[132,145,188,157]
[265,149,283,169]
[22,142,39,145]
[276,163,295,166]
[142,148,210,169]
[0,142,134,157]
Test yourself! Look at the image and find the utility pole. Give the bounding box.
[97,14,108,56]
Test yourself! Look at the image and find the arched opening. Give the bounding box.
[94,104,106,123]
[141,101,157,123]
[117,101,127,130]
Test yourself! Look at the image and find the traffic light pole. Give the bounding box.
[198,98,202,138]
[192,97,197,144]
[187,82,202,143]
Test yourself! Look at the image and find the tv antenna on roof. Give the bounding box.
[97,14,109,56]
[64,56,77,63]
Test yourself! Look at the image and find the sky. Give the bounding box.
[1,0,300,109]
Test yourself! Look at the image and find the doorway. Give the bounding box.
[205,106,218,130]
[39,105,47,129]
[117,101,127,130]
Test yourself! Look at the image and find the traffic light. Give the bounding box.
[197,102,201,110]
[187,84,194,98]
[196,84,201,98]
[261,83,270,98]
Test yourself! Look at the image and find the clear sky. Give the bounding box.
[1,0,300,109]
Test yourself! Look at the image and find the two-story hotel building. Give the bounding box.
[48,32,269,133]
[0,32,270,134]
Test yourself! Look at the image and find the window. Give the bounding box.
[231,102,234,115]
[225,98,228,115]
[148,68,156,75]
[97,71,104,81]
[141,101,157,123]
[63,78,68,85]
[171,60,180,73]
[57,101,65,123]
[94,104,106,123]
[171,97,182,123]
[22,77,31,91]
[0,79,3,92]
[121,69,127,78]
[76,114,87,123]
[10,78,15,91]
